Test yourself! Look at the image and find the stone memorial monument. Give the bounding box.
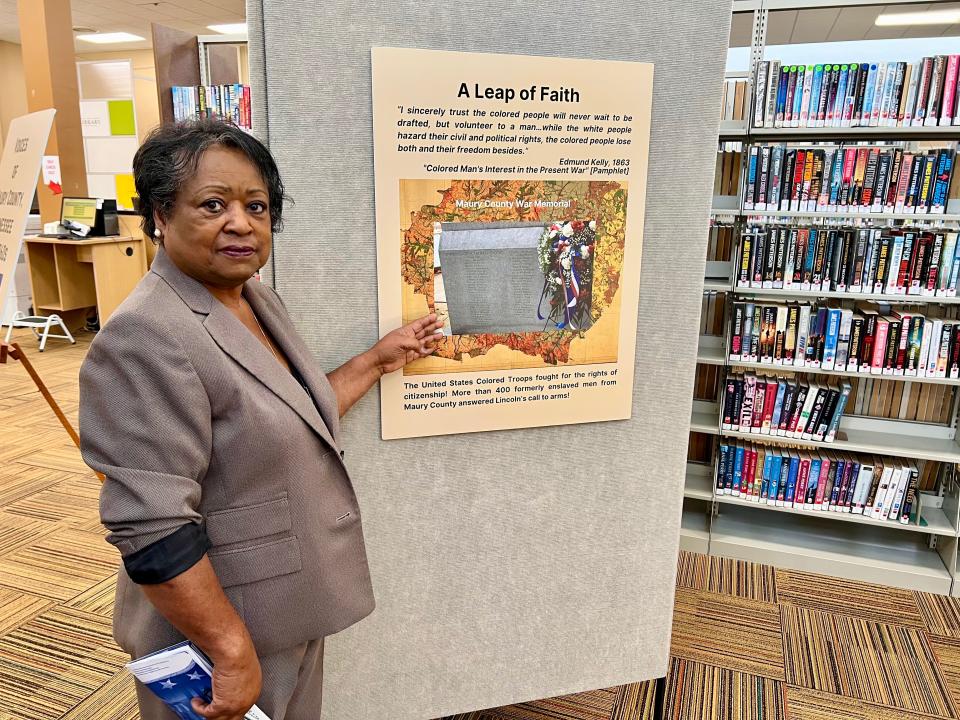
[438,221,548,335]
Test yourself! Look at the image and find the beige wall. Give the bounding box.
[0,40,28,145]
[75,49,161,141]
[0,43,161,145]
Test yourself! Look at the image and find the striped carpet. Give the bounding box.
[4,331,960,719]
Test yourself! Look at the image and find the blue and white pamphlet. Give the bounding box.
[126,641,271,720]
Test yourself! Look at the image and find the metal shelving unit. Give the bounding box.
[710,504,955,594]
[743,208,960,223]
[721,355,960,386]
[749,126,960,142]
[719,426,960,464]
[731,286,960,303]
[686,0,960,595]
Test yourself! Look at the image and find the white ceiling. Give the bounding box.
[0,0,245,51]
[730,2,960,47]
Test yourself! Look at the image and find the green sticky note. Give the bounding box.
[108,100,136,136]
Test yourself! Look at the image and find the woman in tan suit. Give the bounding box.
[79,119,441,720]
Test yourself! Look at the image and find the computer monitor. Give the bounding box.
[58,197,119,237]
[61,197,98,227]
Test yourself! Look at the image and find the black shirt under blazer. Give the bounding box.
[79,247,375,658]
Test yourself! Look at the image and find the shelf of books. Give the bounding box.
[720,425,960,464]
[687,39,960,595]
[710,503,955,595]
[750,127,960,141]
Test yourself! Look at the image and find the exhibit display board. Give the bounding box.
[248,2,731,718]
[0,110,55,320]
[372,48,653,439]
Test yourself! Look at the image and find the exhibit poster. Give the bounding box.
[0,110,56,321]
[372,47,653,439]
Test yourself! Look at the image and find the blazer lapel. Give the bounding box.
[242,284,343,447]
[150,248,339,452]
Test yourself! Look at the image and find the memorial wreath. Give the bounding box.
[537,219,596,331]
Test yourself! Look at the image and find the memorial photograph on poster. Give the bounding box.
[372,47,653,438]
[401,178,627,374]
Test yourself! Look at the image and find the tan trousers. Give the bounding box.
[134,639,324,720]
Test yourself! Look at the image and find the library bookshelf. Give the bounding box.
[688,3,960,595]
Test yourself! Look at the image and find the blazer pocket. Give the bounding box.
[208,536,302,588]
[205,495,292,546]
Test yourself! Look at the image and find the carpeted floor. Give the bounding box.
[2,330,960,719]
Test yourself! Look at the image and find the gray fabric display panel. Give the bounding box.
[248,2,732,718]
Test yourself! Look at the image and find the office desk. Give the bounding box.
[24,235,148,329]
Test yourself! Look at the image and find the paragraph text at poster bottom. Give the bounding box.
[402,369,619,411]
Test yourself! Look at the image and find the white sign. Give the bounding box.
[0,110,56,323]
[42,155,61,192]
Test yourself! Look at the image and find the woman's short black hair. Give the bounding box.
[133,118,287,238]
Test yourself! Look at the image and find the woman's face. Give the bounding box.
[156,145,272,289]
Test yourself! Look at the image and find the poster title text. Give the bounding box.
[457,84,580,103]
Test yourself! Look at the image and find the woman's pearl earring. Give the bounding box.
[153,229,161,238]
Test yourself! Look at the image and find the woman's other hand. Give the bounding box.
[191,638,263,720]
[371,314,443,375]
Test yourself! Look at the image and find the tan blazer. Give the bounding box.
[79,248,375,658]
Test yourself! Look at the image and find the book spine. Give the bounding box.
[918,319,933,378]
[947,233,960,296]
[737,233,753,288]
[745,146,758,210]
[822,308,842,371]
[862,149,879,211]
[905,155,924,212]
[732,446,744,497]
[766,61,781,128]
[888,62,906,127]
[794,305,811,368]
[896,62,912,125]
[782,66,797,126]
[754,61,769,128]
[832,65,849,127]
[841,64,857,126]
[825,382,851,442]
[903,62,920,125]
[950,324,960,379]
[816,65,832,125]
[879,62,897,124]
[926,56,947,126]
[914,58,933,125]
[942,56,959,126]
[770,380,788,433]
[872,151,891,214]
[883,319,901,374]
[870,63,885,125]
[899,468,920,524]
[894,154,914,213]
[757,146,770,211]
[918,153,936,213]
[937,322,952,377]
[848,317,863,371]
[808,65,824,127]
[799,65,814,126]
[927,319,944,376]
[852,465,874,514]
[889,466,911,520]
[927,232,945,295]
[931,149,954,214]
